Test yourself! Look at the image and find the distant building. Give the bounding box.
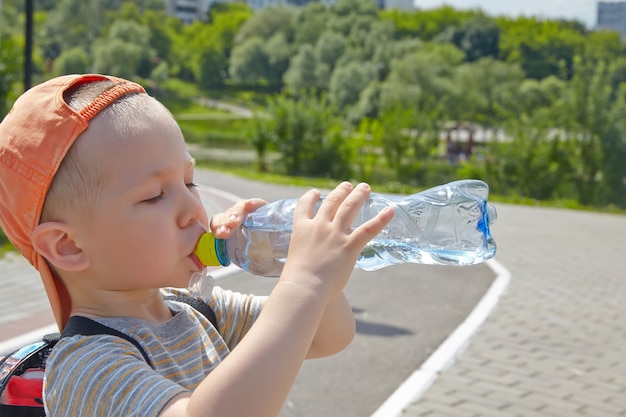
[380,0,414,10]
[597,1,626,37]
[164,0,210,24]
[245,0,335,11]
[165,0,414,22]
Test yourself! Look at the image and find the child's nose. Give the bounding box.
[179,187,206,227]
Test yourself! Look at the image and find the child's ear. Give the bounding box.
[31,222,89,272]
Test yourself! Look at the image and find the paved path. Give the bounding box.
[401,204,626,417]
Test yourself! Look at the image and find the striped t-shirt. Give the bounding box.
[43,286,266,417]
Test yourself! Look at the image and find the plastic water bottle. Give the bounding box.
[194,180,497,277]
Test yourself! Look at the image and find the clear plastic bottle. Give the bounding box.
[194,180,497,277]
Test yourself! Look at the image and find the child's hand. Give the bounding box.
[281,182,395,300]
[210,198,267,238]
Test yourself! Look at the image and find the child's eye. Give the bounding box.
[186,182,198,189]
[143,192,164,204]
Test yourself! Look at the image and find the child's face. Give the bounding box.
[69,113,209,291]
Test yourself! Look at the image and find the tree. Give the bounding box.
[371,38,422,81]
[91,19,154,79]
[207,2,253,51]
[601,87,626,207]
[172,3,252,86]
[229,37,271,84]
[0,35,22,117]
[140,9,178,64]
[264,92,352,178]
[353,117,384,182]
[498,17,586,80]
[583,30,625,64]
[246,113,274,172]
[331,0,379,18]
[329,61,374,109]
[283,44,318,92]
[348,80,382,123]
[436,15,499,62]
[315,31,346,72]
[514,76,566,117]
[38,0,107,57]
[381,42,464,111]
[289,2,328,46]
[265,32,292,87]
[235,5,296,44]
[361,20,396,64]
[481,111,575,201]
[572,59,610,205]
[449,58,525,125]
[381,5,481,41]
[196,44,228,89]
[52,46,90,75]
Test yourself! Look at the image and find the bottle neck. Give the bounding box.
[214,238,230,266]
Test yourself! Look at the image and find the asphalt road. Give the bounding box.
[194,169,495,417]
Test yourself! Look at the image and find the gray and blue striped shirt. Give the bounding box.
[44,286,266,417]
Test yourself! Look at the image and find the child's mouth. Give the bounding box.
[190,253,204,271]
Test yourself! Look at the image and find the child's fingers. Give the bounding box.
[315,182,354,221]
[210,198,267,237]
[332,183,372,231]
[240,198,267,214]
[350,205,395,247]
[293,188,321,221]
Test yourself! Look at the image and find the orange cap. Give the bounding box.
[0,74,146,330]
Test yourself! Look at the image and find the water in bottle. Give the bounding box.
[194,179,497,277]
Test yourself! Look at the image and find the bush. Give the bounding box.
[396,158,457,188]
[0,228,14,255]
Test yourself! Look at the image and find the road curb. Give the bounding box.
[370,258,511,417]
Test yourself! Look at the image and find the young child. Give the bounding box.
[0,74,394,417]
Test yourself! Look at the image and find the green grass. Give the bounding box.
[178,117,253,148]
[198,159,626,215]
[153,80,256,149]
[196,160,352,190]
[156,78,271,111]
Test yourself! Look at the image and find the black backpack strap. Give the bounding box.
[58,297,217,369]
[61,316,153,368]
[163,295,218,329]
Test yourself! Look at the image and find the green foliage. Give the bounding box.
[477,113,577,200]
[174,4,253,87]
[315,31,347,72]
[229,37,271,84]
[0,35,22,117]
[283,44,319,92]
[381,6,483,40]
[436,15,500,62]
[0,229,15,255]
[265,33,293,86]
[52,46,90,75]
[2,0,625,209]
[235,5,296,44]
[290,2,329,45]
[450,58,525,124]
[92,19,154,78]
[329,61,375,109]
[497,17,586,79]
[39,0,109,56]
[260,92,352,178]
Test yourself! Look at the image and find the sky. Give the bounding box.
[413,0,600,28]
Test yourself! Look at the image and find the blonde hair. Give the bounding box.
[41,81,178,221]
